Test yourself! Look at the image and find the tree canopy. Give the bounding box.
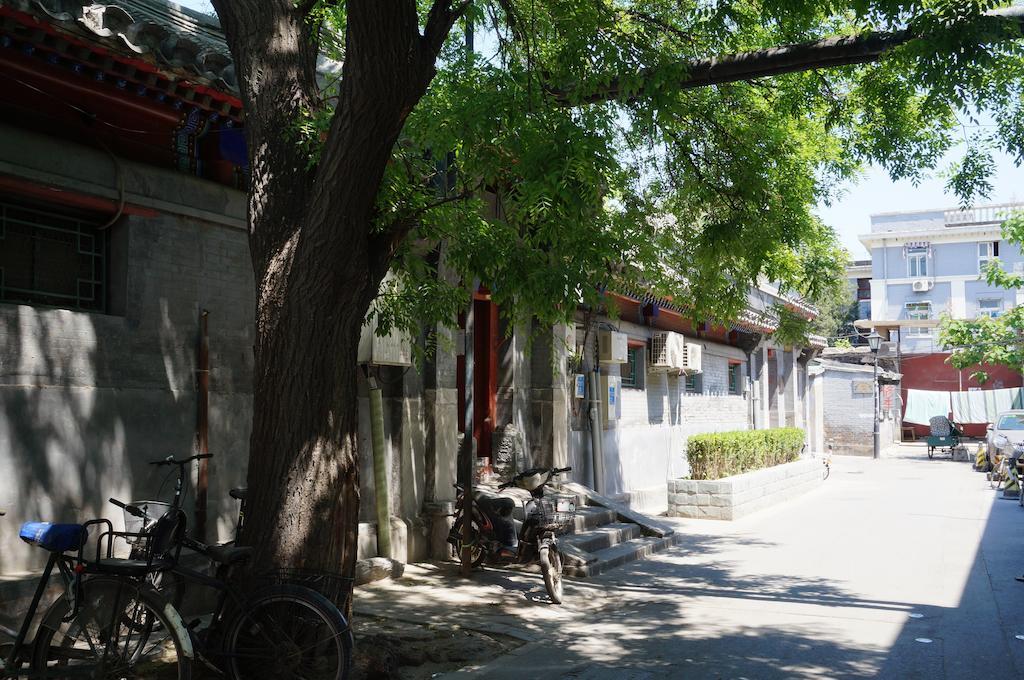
[297,1,1024,339]
[207,0,1024,574]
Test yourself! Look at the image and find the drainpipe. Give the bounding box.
[367,374,392,559]
[588,367,605,493]
[745,349,755,429]
[194,310,210,542]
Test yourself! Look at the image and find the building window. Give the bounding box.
[978,241,999,273]
[856,278,871,301]
[0,201,107,313]
[978,297,1003,319]
[904,301,932,337]
[728,362,743,395]
[621,345,644,389]
[684,372,702,394]
[907,248,928,278]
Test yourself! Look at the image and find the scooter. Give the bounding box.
[448,466,576,603]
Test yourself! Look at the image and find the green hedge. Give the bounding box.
[686,428,805,481]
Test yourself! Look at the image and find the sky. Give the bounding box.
[816,149,1024,260]
[179,0,1023,262]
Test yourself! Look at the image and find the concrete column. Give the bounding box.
[527,321,572,469]
[551,323,572,470]
[760,344,770,429]
[813,369,825,453]
[792,349,803,429]
[511,320,532,460]
[775,346,787,428]
[951,279,967,318]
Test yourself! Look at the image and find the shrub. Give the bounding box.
[686,428,805,481]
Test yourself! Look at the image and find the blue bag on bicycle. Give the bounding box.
[19,522,86,552]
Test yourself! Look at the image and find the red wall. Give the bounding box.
[901,353,1023,437]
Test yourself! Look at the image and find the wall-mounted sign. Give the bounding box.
[852,380,874,395]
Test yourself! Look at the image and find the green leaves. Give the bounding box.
[319,2,1023,347]
[945,139,996,205]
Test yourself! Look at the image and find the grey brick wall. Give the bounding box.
[821,368,897,456]
[571,321,752,514]
[0,204,257,573]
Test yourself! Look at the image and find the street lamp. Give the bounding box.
[867,331,882,460]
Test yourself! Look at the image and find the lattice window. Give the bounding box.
[621,345,644,389]
[0,201,107,313]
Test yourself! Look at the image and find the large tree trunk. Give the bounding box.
[211,0,459,580]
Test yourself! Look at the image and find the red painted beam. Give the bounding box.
[0,50,182,124]
[0,173,159,217]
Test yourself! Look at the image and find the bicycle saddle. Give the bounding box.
[19,522,87,553]
[206,543,253,565]
[229,487,248,501]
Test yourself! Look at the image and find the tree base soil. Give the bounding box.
[351,615,524,680]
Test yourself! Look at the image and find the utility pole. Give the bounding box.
[868,331,882,459]
[459,10,475,578]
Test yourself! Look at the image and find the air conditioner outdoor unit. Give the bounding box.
[682,342,703,374]
[358,316,413,367]
[649,331,686,372]
[911,279,934,292]
[598,330,628,364]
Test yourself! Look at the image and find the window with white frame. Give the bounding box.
[978,241,999,273]
[978,297,1003,319]
[907,247,928,278]
[904,301,932,337]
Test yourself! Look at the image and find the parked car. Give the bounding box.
[986,410,1024,466]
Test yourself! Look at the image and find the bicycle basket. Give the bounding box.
[258,568,355,614]
[122,500,173,544]
[535,494,577,534]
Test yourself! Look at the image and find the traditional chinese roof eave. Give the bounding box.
[2,0,244,118]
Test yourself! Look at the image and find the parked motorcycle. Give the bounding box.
[448,466,577,603]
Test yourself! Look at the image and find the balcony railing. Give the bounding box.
[944,203,1024,227]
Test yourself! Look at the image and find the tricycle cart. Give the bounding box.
[926,415,963,459]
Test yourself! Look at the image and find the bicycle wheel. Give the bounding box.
[32,577,192,679]
[539,540,564,605]
[451,515,486,568]
[222,583,352,680]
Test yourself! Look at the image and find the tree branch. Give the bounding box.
[625,9,695,47]
[424,0,475,56]
[371,189,475,278]
[550,5,1024,105]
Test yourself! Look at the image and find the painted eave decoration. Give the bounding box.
[1,0,242,117]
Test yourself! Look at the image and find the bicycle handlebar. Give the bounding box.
[149,453,214,467]
[109,497,145,518]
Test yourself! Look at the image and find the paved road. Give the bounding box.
[360,447,1024,679]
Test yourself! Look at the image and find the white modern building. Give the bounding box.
[859,202,1024,354]
[856,202,1024,436]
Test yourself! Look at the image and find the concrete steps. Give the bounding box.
[554,484,678,578]
[561,522,641,553]
[563,534,683,578]
[572,506,618,532]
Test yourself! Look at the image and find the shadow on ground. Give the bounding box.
[357,533,894,679]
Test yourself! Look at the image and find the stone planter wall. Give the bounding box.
[667,457,823,520]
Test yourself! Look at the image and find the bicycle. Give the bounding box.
[449,466,576,604]
[1,512,192,678]
[111,453,354,680]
